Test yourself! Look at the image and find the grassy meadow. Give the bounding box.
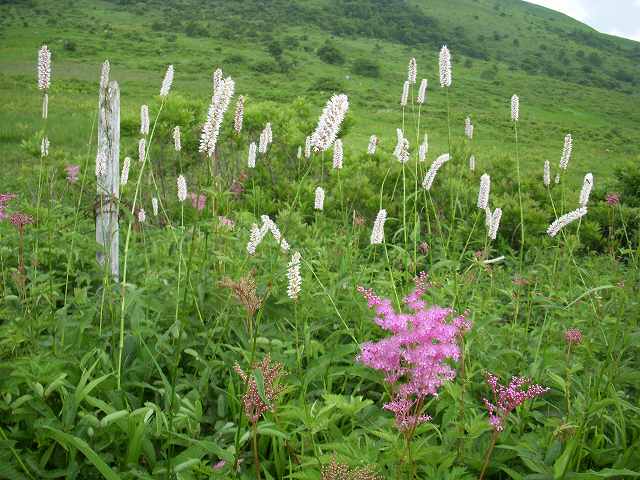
[1,0,640,479]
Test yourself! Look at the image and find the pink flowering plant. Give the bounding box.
[480,373,549,479]
[357,272,470,474]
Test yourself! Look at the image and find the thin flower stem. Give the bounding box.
[479,430,499,480]
[515,123,525,266]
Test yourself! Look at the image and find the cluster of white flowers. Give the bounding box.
[439,45,452,88]
[37,45,51,91]
[370,209,387,245]
[469,154,476,172]
[199,76,235,157]
[287,251,302,300]
[477,174,491,209]
[511,94,519,122]
[422,153,450,190]
[138,208,146,223]
[234,95,244,134]
[407,57,417,84]
[248,142,257,168]
[417,79,427,104]
[152,197,159,216]
[258,122,272,154]
[418,134,428,162]
[392,128,403,158]
[543,160,551,186]
[367,135,378,155]
[579,173,594,207]
[120,156,131,186]
[212,68,223,93]
[400,80,409,107]
[140,105,149,135]
[547,207,587,237]
[396,138,410,164]
[304,136,312,158]
[310,94,349,152]
[332,139,343,169]
[177,175,187,202]
[138,138,146,163]
[487,208,502,240]
[314,186,325,210]
[41,137,49,157]
[247,215,290,255]
[559,134,572,170]
[464,116,474,140]
[173,126,181,152]
[160,65,174,97]
[297,145,302,159]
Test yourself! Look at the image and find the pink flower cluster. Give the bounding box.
[606,193,620,206]
[564,328,582,345]
[0,193,17,221]
[357,272,471,431]
[483,374,549,432]
[65,164,80,184]
[188,192,206,211]
[218,215,235,230]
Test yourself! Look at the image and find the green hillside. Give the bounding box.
[0,0,639,184]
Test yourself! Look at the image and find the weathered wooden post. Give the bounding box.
[96,80,120,279]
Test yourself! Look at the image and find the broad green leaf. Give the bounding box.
[41,426,122,480]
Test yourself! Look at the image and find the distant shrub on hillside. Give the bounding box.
[352,58,380,78]
[317,41,345,65]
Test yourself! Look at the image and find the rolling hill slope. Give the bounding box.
[0,0,638,184]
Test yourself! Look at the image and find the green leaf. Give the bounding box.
[40,426,122,480]
[554,438,577,479]
[253,368,268,406]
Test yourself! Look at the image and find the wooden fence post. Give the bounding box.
[96,80,120,279]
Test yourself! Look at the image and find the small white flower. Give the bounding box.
[248,142,257,168]
[469,154,476,172]
[579,173,593,207]
[120,156,131,186]
[177,175,187,202]
[400,80,409,107]
[173,126,181,152]
[407,57,417,84]
[417,79,427,104]
[511,94,519,122]
[314,186,325,211]
[138,208,146,223]
[367,135,378,155]
[333,139,343,169]
[160,64,174,97]
[37,45,51,91]
[140,105,149,135]
[439,45,452,88]
[547,207,588,237]
[138,138,146,163]
[422,154,450,190]
[287,251,302,300]
[152,197,159,216]
[477,174,490,209]
[41,137,49,157]
[370,209,387,245]
[543,160,550,186]
[560,134,572,170]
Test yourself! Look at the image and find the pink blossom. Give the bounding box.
[213,460,226,471]
[564,328,582,345]
[606,193,620,206]
[218,216,235,230]
[483,373,549,432]
[357,272,470,430]
[65,164,80,184]
[188,192,206,211]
